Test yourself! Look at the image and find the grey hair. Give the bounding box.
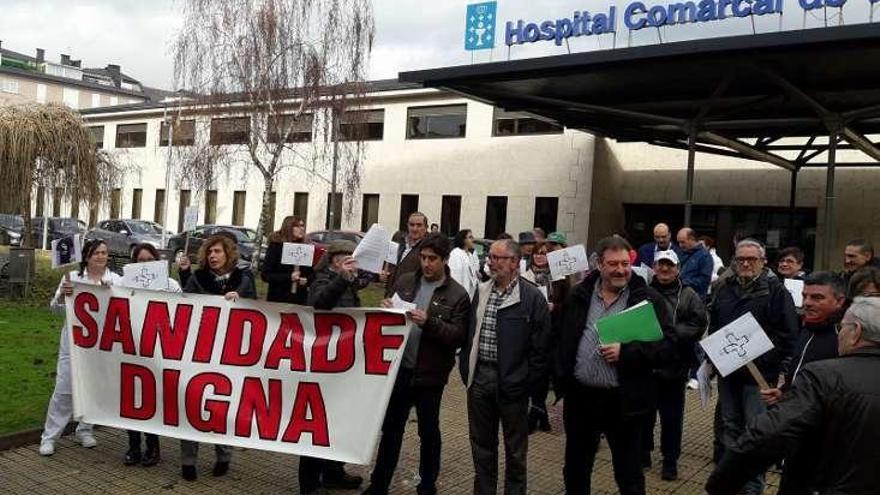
[493,239,521,259]
[846,296,880,343]
[736,239,766,258]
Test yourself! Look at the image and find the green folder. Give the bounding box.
[597,300,663,344]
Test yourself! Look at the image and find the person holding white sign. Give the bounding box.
[706,239,798,495]
[554,235,673,495]
[707,297,880,495]
[39,239,123,457]
[261,216,314,305]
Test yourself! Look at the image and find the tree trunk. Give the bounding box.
[252,175,275,271]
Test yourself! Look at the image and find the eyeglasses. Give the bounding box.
[488,255,516,262]
[735,256,763,264]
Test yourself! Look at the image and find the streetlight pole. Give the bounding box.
[161,100,175,249]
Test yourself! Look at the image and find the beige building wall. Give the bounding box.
[0,72,145,108]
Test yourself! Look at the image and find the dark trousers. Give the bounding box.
[126,430,158,452]
[467,362,529,495]
[529,372,550,417]
[369,368,444,494]
[563,384,645,495]
[298,457,346,493]
[640,376,686,465]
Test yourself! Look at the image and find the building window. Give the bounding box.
[232,191,246,226]
[399,194,420,231]
[154,189,166,225]
[52,187,64,217]
[339,110,385,141]
[294,192,309,223]
[268,114,313,143]
[485,196,508,240]
[210,117,250,145]
[88,126,104,149]
[115,123,148,148]
[160,120,196,146]
[493,109,564,136]
[534,197,559,234]
[1,79,19,94]
[361,194,380,232]
[131,188,143,219]
[441,195,462,237]
[204,190,218,224]
[406,104,467,139]
[326,192,343,230]
[110,188,122,219]
[177,189,191,232]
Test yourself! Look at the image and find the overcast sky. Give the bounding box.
[0,0,874,89]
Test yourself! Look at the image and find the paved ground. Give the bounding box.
[0,379,778,494]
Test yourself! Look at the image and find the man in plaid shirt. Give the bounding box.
[459,239,551,495]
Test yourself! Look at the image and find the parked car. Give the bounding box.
[167,225,265,263]
[306,230,364,264]
[31,217,87,249]
[0,214,23,246]
[84,219,173,258]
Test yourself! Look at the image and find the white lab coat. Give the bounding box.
[448,247,480,299]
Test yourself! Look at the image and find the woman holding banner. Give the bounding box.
[118,243,182,467]
[39,239,123,457]
[261,215,314,305]
[179,234,256,481]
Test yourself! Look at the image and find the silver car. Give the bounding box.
[85,219,173,258]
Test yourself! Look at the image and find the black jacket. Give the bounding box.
[183,267,257,299]
[706,348,880,495]
[260,242,314,304]
[650,278,708,379]
[555,271,675,418]
[783,314,841,391]
[385,238,423,298]
[708,269,799,384]
[308,266,360,309]
[392,267,470,387]
[459,277,550,401]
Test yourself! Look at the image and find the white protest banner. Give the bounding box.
[385,241,400,265]
[183,206,200,232]
[122,261,170,291]
[282,243,316,267]
[66,285,411,464]
[51,234,81,268]
[700,312,774,383]
[783,278,805,308]
[547,244,589,281]
[353,224,391,274]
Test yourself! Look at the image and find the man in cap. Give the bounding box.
[547,231,568,252]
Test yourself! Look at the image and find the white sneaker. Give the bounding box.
[39,439,55,456]
[687,378,699,390]
[75,431,97,448]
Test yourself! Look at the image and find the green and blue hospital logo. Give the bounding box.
[465,2,498,51]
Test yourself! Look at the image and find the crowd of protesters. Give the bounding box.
[36,212,880,494]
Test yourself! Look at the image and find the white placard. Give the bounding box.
[699,312,775,378]
[51,234,81,268]
[281,243,315,267]
[391,293,417,312]
[696,360,714,409]
[353,224,391,274]
[183,206,199,232]
[519,259,527,274]
[122,260,170,291]
[783,278,805,308]
[386,241,400,265]
[547,244,589,281]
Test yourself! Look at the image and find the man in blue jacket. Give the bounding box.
[676,228,714,298]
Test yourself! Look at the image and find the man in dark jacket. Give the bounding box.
[363,234,470,495]
[385,211,428,297]
[842,238,880,284]
[708,239,798,495]
[707,296,880,495]
[300,240,364,494]
[459,239,550,495]
[676,227,713,298]
[555,236,674,495]
[642,249,707,481]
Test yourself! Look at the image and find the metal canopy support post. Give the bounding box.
[684,127,697,227]
[788,168,798,245]
[822,133,838,270]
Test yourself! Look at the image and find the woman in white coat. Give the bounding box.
[39,239,122,456]
[448,229,480,299]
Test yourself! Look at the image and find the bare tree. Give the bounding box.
[0,103,123,248]
[172,0,375,265]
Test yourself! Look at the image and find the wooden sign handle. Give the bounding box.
[745,361,770,390]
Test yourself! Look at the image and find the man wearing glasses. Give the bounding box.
[459,239,550,495]
[706,239,799,495]
[706,297,880,495]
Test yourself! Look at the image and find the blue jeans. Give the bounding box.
[718,379,766,494]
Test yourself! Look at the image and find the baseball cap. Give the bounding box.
[654,250,679,265]
[547,231,567,246]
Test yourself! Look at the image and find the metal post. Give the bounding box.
[821,133,838,270]
[788,168,798,245]
[684,128,697,227]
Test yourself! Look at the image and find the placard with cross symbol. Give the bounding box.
[122,260,169,291]
[700,312,774,378]
[547,244,589,281]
